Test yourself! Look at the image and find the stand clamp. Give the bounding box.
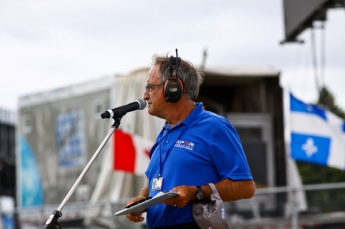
[43,210,62,229]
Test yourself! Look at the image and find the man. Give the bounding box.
[126,53,255,229]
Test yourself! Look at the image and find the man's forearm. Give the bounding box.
[197,179,255,202]
[138,185,149,198]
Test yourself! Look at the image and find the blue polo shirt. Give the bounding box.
[145,102,253,227]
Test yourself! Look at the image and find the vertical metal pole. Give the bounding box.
[291,187,298,229]
[110,201,116,229]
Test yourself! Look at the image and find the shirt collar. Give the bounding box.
[163,102,204,129]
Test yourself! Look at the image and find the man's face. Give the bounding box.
[143,65,166,118]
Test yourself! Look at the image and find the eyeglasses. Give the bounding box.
[145,82,163,92]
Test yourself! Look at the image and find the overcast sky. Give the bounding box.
[1,0,345,112]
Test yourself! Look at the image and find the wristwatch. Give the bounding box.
[195,186,204,201]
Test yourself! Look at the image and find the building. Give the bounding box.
[0,108,16,229]
[0,108,16,198]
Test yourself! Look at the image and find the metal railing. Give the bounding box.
[226,182,345,229]
[2,182,345,229]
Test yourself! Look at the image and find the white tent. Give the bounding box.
[84,68,164,228]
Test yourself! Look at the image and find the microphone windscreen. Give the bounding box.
[101,111,110,119]
[137,99,147,110]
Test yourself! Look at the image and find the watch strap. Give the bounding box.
[196,185,204,200]
[197,186,203,193]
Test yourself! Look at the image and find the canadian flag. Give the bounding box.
[113,129,153,175]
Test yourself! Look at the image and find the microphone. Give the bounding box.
[101,99,147,119]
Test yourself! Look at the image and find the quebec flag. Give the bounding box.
[290,93,345,170]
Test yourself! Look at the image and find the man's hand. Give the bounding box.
[161,185,197,208]
[125,196,146,222]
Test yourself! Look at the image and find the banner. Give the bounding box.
[290,93,345,170]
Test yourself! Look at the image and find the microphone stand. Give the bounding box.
[43,117,122,229]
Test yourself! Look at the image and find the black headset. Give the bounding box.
[164,49,184,103]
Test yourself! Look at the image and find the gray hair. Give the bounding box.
[152,54,204,101]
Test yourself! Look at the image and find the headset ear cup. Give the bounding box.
[177,78,184,94]
[164,77,183,102]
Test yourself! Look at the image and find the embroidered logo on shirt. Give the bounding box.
[175,140,195,150]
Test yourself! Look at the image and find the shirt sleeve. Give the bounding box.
[209,119,253,181]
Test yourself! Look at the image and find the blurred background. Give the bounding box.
[0,0,345,111]
[1,0,345,228]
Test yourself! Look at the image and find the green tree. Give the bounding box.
[317,86,345,119]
